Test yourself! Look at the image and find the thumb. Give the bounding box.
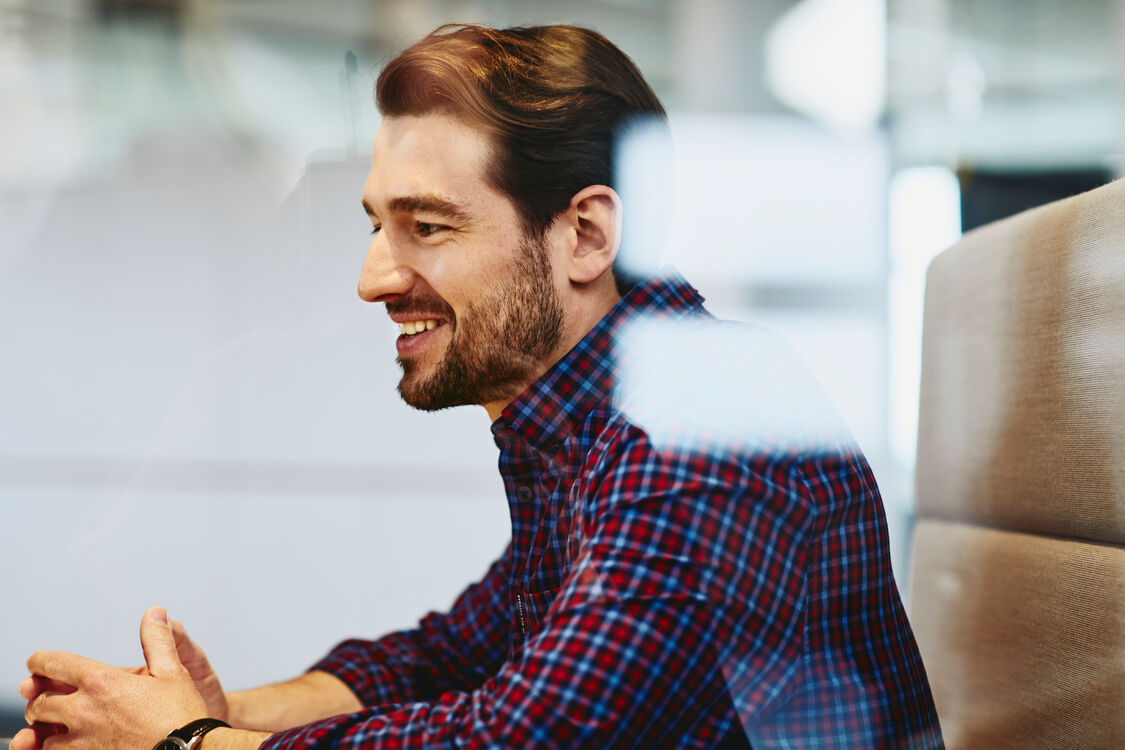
[140,606,183,678]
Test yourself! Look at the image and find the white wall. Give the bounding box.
[0,141,511,693]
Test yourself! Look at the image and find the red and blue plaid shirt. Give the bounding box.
[260,273,943,748]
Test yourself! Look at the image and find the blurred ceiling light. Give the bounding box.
[764,0,886,132]
[945,50,987,124]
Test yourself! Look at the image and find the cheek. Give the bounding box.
[426,255,500,305]
[409,256,460,302]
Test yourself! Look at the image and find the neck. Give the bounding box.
[483,282,623,422]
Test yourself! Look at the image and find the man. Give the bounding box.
[17,24,943,749]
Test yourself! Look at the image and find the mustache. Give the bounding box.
[385,292,456,320]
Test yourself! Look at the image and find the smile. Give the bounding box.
[399,318,442,336]
[395,318,448,357]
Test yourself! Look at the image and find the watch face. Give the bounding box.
[153,739,189,750]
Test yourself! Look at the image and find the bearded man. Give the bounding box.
[17,24,943,750]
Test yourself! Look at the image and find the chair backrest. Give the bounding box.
[909,178,1125,748]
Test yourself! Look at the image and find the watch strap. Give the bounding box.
[168,718,231,748]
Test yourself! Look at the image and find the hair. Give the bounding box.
[376,24,668,292]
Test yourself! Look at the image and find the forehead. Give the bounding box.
[365,114,501,211]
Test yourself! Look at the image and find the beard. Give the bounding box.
[389,235,565,412]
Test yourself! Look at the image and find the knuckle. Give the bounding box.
[83,667,110,693]
[37,651,63,677]
[27,650,46,671]
[25,693,41,722]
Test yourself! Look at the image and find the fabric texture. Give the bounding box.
[910,177,1125,747]
[259,273,943,749]
[910,519,1125,749]
[916,177,1125,544]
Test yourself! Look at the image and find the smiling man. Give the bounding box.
[17,24,943,750]
[361,114,573,417]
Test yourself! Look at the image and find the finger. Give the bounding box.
[25,692,72,725]
[19,675,76,701]
[26,652,102,688]
[9,723,67,750]
[18,674,32,700]
[37,724,68,750]
[170,620,194,658]
[10,726,39,750]
[139,606,183,678]
[170,621,212,673]
[171,620,192,651]
[36,723,69,749]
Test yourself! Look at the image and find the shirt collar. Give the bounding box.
[492,270,706,450]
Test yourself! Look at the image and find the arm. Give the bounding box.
[199,729,274,750]
[189,548,518,748]
[185,546,514,731]
[166,618,363,732]
[257,427,811,748]
[225,672,363,732]
[303,545,514,708]
[20,437,806,748]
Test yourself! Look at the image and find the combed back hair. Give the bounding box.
[376,24,668,292]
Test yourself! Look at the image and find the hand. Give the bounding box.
[14,607,208,750]
[170,619,230,723]
[22,620,230,722]
[16,668,147,747]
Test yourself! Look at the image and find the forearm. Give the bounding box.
[307,552,513,709]
[226,670,363,732]
[199,728,275,750]
[256,597,734,749]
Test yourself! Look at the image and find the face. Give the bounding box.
[358,114,565,416]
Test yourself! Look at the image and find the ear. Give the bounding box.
[558,185,622,285]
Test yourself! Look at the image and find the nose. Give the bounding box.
[357,233,413,303]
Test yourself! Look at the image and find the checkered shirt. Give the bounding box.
[259,273,944,749]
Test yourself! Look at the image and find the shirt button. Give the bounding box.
[516,486,534,503]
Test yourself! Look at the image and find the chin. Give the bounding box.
[396,368,458,412]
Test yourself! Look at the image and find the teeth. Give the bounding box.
[399,319,440,336]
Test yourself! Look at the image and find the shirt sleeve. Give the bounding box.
[259,421,813,749]
[308,545,514,708]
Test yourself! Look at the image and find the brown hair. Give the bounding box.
[376,24,667,289]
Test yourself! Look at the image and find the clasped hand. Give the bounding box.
[15,607,225,749]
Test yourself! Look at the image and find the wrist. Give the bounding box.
[223,690,246,727]
[198,727,274,750]
[152,718,230,750]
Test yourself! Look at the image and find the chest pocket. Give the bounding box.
[513,586,562,645]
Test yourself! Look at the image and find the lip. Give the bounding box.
[395,321,447,356]
[388,312,447,325]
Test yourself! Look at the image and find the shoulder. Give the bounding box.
[611,315,853,457]
[567,314,874,514]
[572,403,817,528]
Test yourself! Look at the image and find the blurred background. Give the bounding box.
[1,0,1122,729]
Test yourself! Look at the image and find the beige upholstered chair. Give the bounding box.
[909,178,1125,748]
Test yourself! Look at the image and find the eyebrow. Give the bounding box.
[362,194,472,224]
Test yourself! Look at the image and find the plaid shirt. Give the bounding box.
[260,273,943,749]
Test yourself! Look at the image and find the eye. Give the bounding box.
[369,225,381,237]
[416,222,447,238]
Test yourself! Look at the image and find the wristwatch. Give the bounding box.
[152,718,231,750]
